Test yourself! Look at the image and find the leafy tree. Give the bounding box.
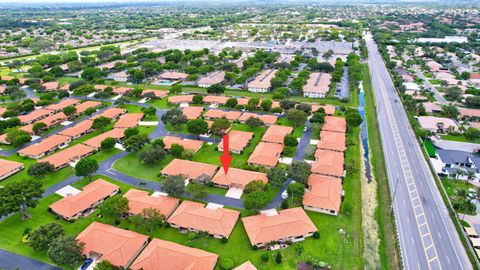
[287,182,305,205]
[29,223,64,251]
[275,252,282,264]
[129,208,165,233]
[47,235,84,266]
[186,182,208,198]
[206,84,225,94]
[310,112,325,124]
[284,135,298,146]
[345,109,362,130]
[124,127,140,138]
[465,128,480,141]
[286,109,307,127]
[28,162,54,178]
[94,260,123,270]
[187,119,209,137]
[101,137,116,150]
[280,99,296,110]
[123,134,150,152]
[248,97,260,107]
[244,180,267,194]
[243,191,270,212]
[210,118,231,135]
[141,106,156,118]
[296,103,312,115]
[170,143,185,158]
[220,258,234,270]
[245,117,264,128]
[161,175,186,196]
[98,196,129,221]
[169,85,182,94]
[0,179,43,219]
[441,105,459,120]
[261,99,272,111]
[288,161,311,184]
[226,98,238,108]
[138,144,166,164]
[32,122,47,134]
[267,167,287,188]
[161,109,187,130]
[192,95,203,104]
[62,106,77,117]
[81,67,103,81]
[92,116,111,132]
[75,158,98,181]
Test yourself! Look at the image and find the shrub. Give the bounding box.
[220,258,234,270]
[261,253,269,262]
[221,237,228,243]
[275,252,282,264]
[188,232,197,240]
[313,231,320,239]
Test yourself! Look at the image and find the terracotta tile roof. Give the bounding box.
[161,159,218,180]
[75,101,101,114]
[45,99,80,112]
[0,85,5,95]
[203,95,229,105]
[167,200,240,238]
[242,208,317,246]
[90,108,126,120]
[234,261,257,270]
[0,158,23,179]
[471,73,480,80]
[182,106,204,120]
[94,85,109,91]
[317,130,346,152]
[112,87,133,94]
[312,149,344,178]
[198,71,225,86]
[313,104,335,115]
[0,107,6,116]
[163,136,203,153]
[303,174,342,213]
[142,89,168,98]
[21,112,67,133]
[236,97,250,106]
[261,125,293,144]
[76,222,148,268]
[459,108,480,118]
[130,238,218,270]
[41,81,59,91]
[83,128,125,149]
[247,142,283,167]
[40,143,95,169]
[114,113,144,129]
[18,134,70,158]
[247,69,277,89]
[322,116,346,133]
[17,108,52,124]
[218,130,253,153]
[303,72,331,95]
[59,84,70,91]
[159,71,189,80]
[238,113,278,125]
[168,95,194,104]
[204,109,242,121]
[50,180,119,219]
[58,120,93,138]
[123,189,180,217]
[211,168,268,188]
[96,60,126,69]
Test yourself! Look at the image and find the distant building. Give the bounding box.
[197,71,225,88]
[303,72,332,98]
[247,69,277,93]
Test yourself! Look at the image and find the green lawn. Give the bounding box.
[429,79,442,85]
[112,152,174,182]
[275,118,304,138]
[423,139,437,158]
[441,134,480,144]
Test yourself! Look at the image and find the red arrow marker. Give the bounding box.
[219,134,232,174]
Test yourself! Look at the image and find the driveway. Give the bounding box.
[225,187,243,199]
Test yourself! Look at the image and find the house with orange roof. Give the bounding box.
[130,238,218,270]
[458,108,480,121]
[76,222,148,268]
[83,128,125,150]
[112,87,133,95]
[40,143,95,170]
[198,71,225,88]
[41,81,59,91]
[218,130,253,154]
[247,142,284,168]
[168,95,194,104]
[303,72,332,98]
[182,106,204,120]
[238,113,278,126]
[90,108,126,121]
[312,149,344,178]
[18,134,71,159]
[261,125,293,144]
[17,108,53,124]
[96,60,127,70]
[45,99,81,113]
[161,159,218,181]
[237,97,250,106]
[204,109,242,121]
[167,200,240,239]
[50,179,119,220]
[159,71,189,81]
[0,158,24,180]
[303,174,343,216]
[0,107,6,116]
[234,261,257,270]
[75,101,102,115]
[21,112,67,134]
[114,113,144,129]
[211,168,268,189]
[162,136,203,154]
[123,189,180,219]
[142,89,168,99]
[312,104,335,115]
[58,120,94,139]
[94,85,109,91]
[0,85,5,95]
[323,116,346,133]
[59,84,70,91]
[242,208,317,248]
[203,95,229,105]
[247,69,277,93]
[317,130,346,152]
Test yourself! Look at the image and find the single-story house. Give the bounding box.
[203,109,242,121]
[159,71,189,82]
[303,72,332,99]
[247,69,277,93]
[142,90,168,99]
[417,116,459,133]
[39,143,95,170]
[17,108,53,124]
[41,81,59,91]
[0,158,24,180]
[90,108,126,121]
[161,159,218,181]
[247,142,284,168]
[114,113,144,129]
[58,120,94,139]
[182,106,204,120]
[261,125,293,144]
[45,99,81,113]
[21,112,67,134]
[162,136,203,154]
[167,200,240,239]
[203,95,229,105]
[322,116,346,133]
[18,134,71,159]
[218,130,253,154]
[168,95,194,104]
[83,128,125,150]
[312,149,345,179]
[75,101,102,115]
[238,112,278,126]
[436,149,480,181]
[303,174,343,216]
[198,71,225,88]
[317,130,346,152]
[211,168,268,189]
[123,189,180,218]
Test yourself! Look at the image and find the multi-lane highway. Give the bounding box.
[365,33,472,270]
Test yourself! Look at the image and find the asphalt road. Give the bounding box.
[366,33,472,270]
[412,67,448,105]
